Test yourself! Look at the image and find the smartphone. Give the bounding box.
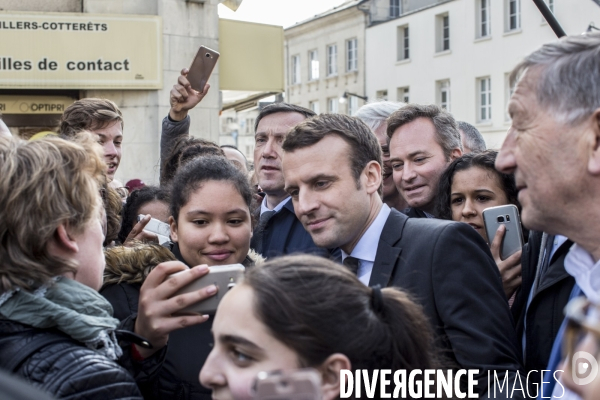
[168,264,245,315]
[138,214,170,245]
[482,205,524,260]
[186,45,219,93]
[254,369,322,400]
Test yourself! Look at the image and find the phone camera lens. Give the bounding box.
[497,216,505,223]
[205,53,211,58]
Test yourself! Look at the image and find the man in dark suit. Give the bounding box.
[387,104,463,218]
[511,231,575,394]
[250,102,337,259]
[282,113,522,398]
[163,71,330,259]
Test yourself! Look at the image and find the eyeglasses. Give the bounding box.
[563,297,600,361]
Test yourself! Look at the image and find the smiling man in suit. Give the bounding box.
[281,113,523,398]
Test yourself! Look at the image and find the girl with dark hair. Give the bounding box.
[200,254,443,399]
[118,186,170,244]
[436,150,523,299]
[151,156,260,400]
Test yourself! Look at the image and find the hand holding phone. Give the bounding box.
[134,261,215,358]
[490,225,523,298]
[124,214,160,245]
[169,68,210,121]
[168,264,245,315]
[482,205,524,260]
[132,214,170,245]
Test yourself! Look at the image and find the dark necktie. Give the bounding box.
[343,256,360,275]
[250,210,276,255]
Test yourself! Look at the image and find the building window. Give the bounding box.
[505,0,521,32]
[398,86,409,103]
[245,118,255,134]
[390,0,400,18]
[348,96,358,116]
[327,44,337,76]
[346,38,358,72]
[291,54,300,84]
[397,25,409,60]
[328,97,339,113]
[308,50,319,80]
[437,80,450,111]
[478,77,492,122]
[477,0,491,38]
[376,90,388,101]
[436,14,450,52]
[309,100,320,114]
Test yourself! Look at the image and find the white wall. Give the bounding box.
[285,5,367,115]
[0,0,221,185]
[84,0,221,185]
[366,0,600,148]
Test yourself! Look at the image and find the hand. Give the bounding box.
[134,261,218,358]
[124,214,159,245]
[490,225,522,299]
[169,68,210,121]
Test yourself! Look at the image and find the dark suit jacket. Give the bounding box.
[254,200,340,261]
[402,207,430,218]
[511,231,574,390]
[371,209,523,397]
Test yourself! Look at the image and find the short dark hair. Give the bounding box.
[118,186,170,244]
[244,254,442,371]
[457,121,486,153]
[59,98,123,137]
[161,136,224,186]
[254,102,315,133]
[435,150,520,220]
[282,113,382,188]
[386,104,462,158]
[170,156,253,223]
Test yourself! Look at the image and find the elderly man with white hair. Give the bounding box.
[496,32,600,400]
[355,101,408,211]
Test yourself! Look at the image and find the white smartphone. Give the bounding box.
[168,264,245,315]
[482,205,524,260]
[253,369,322,400]
[137,214,170,244]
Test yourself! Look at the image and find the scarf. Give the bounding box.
[0,277,122,360]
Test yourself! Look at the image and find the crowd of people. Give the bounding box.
[0,32,600,400]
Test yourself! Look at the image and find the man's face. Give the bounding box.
[254,112,307,197]
[389,117,460,214]
[282,135,378,253]
[496,68,588,233]
[373,123,398,202]
[93,120,123,181]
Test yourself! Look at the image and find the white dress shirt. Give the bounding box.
[260,196,291,216]
[341,204,391,286]
[551,243,600,400]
